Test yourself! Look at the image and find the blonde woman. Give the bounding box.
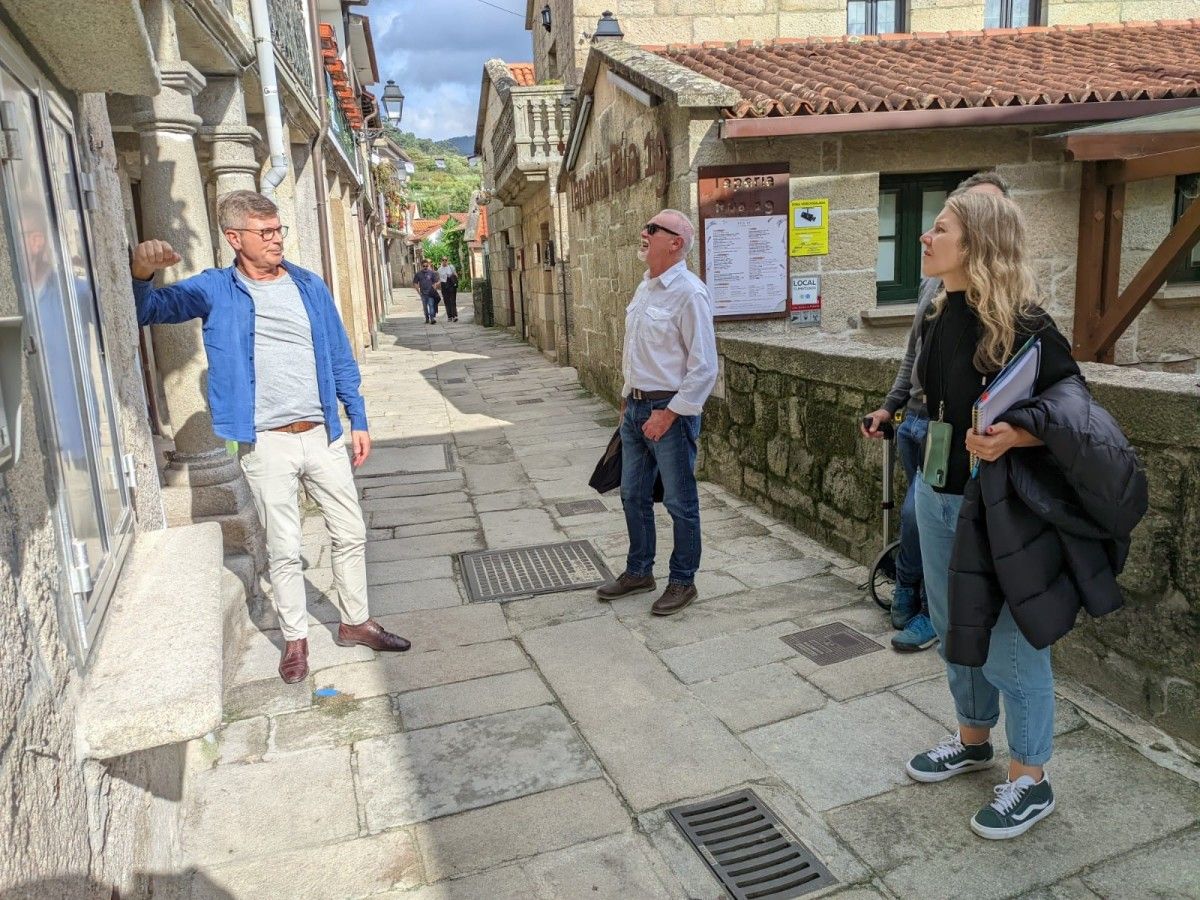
[904,191,1079,838]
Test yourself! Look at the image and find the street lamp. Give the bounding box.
[381,80,405,127]
[540,4,552,31]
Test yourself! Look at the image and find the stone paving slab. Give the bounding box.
[522,617,768,811]
[372,603,511,652]
[367,556,454,587]
[826,728,1200,900]
[1076,826,1200,897]
[658,620,803,684]
[313,639,529,699]
[354,705,601,832]
[689,661,828,732]
[412,779,630,882]
[502,589,612,633]
[233,624,375,685]
[189,829,421,899]
[357,443,451,477]
[223,674,312,721]
[395,670,553,730]
[366,530,485,563]
[369,497,473,527]
[183,745,358,866]
[743,692,946,811]
[358,577,466,616]
[271,694,401,754]
[479,507,563,548]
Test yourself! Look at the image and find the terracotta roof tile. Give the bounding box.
[410,215,450,240]
[508,63,536,86]
[652,20,1200,119]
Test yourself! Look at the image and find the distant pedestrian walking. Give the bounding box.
[595,209,717,618]
[130,190,412,684]
[413,257,441,323]
[438,257,459,322]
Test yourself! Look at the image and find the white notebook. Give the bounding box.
[970,336,1041,470]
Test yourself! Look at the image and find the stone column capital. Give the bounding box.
[159,62,207,97]
[198,124,262,147]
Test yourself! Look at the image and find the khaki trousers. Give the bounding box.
[239,428,369,640]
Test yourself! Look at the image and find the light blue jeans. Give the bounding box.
[915,477,1055,766]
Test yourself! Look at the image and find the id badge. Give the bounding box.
[922,420,953,489]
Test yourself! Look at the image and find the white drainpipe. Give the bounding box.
[250,0,289,198]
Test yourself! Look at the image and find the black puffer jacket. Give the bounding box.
[945,375,1148,667]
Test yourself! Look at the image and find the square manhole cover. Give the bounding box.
[781,622,883,666]
[555,499,607,517]
[669,789,836,899]
[460,541,613,602]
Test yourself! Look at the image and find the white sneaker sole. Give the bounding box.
[905,756,994,783]
[970,798,1055,839]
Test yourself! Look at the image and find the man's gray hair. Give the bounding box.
[951,171,1011,198]
[660,208,695,254]
[217,190,279,231]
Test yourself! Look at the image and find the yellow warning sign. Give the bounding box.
[789,198,829,257]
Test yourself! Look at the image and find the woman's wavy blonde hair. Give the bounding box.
[931,191,1040,373]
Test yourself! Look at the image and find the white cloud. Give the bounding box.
[370,0,533,140]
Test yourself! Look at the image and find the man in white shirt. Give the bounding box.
[596,209,718,616]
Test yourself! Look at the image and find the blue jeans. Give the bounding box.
[915,477,1055,766]
[421,293,439,319]
[620,397,702,585]
[895,413,928,588]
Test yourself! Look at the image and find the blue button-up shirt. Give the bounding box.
[133,261,367,444]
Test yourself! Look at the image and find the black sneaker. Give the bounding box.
[971,775,1055,839]
[906,733,995,783]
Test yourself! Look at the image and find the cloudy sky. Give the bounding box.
[370,0,534,142]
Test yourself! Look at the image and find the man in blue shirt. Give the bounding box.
[131,190,410,684]
[412,258,441,324]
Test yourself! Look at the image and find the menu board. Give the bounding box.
[703,215,788,318]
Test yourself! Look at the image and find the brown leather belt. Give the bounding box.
[270,421,322,434]
[630,389,677,401]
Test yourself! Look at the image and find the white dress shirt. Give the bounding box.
[621,259,718,417]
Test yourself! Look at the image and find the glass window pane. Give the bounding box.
[1013,0,1032,27]
[921,189,948,233]
[878,190,898,238]
[47,118,127,536]
[847,1,866,35]
[985,0,1003,28]
[876,0,896,33]
[1,68,105,572]
[877,238,897,282]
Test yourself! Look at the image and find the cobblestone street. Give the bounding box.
[180,292,1200,899]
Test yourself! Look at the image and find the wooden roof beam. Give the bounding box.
[1100,146,1200,185]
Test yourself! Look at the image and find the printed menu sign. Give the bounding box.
[703,215,788,318]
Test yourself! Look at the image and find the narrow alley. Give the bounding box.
[179,294,1200,900]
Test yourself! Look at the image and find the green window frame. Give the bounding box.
[876,170,976,305]
[1169,174,1200,284]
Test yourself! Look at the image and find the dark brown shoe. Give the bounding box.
[596,571,657,601]
[279,638,309,683]
[651,583,698,616]
[336,618,411,652]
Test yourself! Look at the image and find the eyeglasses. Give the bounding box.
[644,222,681,237]
[231,225,289,241]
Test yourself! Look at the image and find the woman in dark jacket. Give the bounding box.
[905,190,1079,841]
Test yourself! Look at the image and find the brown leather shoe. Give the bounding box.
[336,618,411,652]
[596,571,657,601]
[651,583,698,616]
[279,638,309,684]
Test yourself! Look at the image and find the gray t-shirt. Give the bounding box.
[236,268,324,432]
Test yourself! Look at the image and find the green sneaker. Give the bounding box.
[906,733,994,783]
[971,775,1055,840]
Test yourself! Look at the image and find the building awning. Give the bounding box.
[1056,106,1200,160]
[647,20,1200,137]
[7,0,158,95]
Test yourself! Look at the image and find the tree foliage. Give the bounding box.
[387,127,479,219]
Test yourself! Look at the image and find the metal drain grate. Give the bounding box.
[669,789,836,900]
[781,622,883,667]
[555,499,607,517]
[460,541,613,602]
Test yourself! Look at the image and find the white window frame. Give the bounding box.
[0,26,134,663]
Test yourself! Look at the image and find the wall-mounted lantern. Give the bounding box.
[540,4,552,32]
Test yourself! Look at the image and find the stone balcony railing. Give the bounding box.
[490,86,574,205]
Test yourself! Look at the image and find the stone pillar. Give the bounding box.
[133,0,264,583]
[197,77,261,267]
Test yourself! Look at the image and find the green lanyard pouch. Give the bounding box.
[922,417,952,489]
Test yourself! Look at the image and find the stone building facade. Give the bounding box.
[0,0,395,893]
[553,28,1200,739]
